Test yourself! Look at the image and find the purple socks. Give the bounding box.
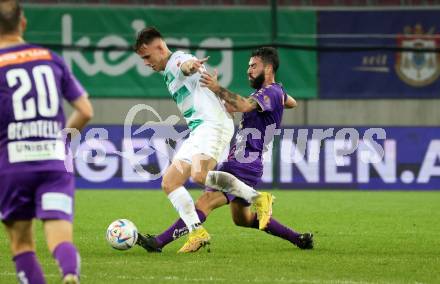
[156,209,206,247]
[13,251,46,284]
[13,243,79,283]
[52,242,80,278]
[155,208,301,249]
[251,214,302,246]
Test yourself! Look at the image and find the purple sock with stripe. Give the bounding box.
[156,209,206,247]
[13,251,46,284]
[52,242,80,278]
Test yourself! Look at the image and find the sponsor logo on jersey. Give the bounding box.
[0,48,51,68]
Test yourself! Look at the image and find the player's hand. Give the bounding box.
[200,69,220,93]
[189,56,209,74]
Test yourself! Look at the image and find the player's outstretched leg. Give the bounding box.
[253,214,314,249]
[253,192,275,230]
[137,233,162,253]
[205,171,274,229]
[231,201,314,249]
[137,209,206,252]
[137,191,228,253]
[295,233,314,250]
[177,227,211,253]
[138,227,212,254]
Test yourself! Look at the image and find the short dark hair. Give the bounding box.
[133,27,163,52]
[251,47,279,73]
[0,0,22,35]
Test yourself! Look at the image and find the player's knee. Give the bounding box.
[232,215,250,227]
[232,218,248,227]
[195,198,210,215]
[161,182,174,194]
[161,175,178,194]
[195,192,216,214]
[231,209,254,227]
[191,171,207,185]
[161,179,170,192]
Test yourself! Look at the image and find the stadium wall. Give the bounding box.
[66,99,440,126]
[73,125,440,190]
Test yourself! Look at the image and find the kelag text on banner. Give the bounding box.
[23,6,317,99]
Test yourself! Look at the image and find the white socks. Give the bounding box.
[205,171,260,203]
[167,186,201,232]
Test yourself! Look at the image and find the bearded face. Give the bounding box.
[249,70,265,89]
[247,56,266,90]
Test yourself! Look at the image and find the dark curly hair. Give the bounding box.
[251,47,279,73]
[133,26,163,52]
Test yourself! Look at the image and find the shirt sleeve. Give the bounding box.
[54,53,86,102]
[172,52,198,80]
[250,85,283,112]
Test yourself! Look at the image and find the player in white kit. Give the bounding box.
[134,27,274,253]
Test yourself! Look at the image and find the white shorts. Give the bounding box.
[174,118,234,164]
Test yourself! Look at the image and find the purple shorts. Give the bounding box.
[205,160,263,206]
[0,171,75,222]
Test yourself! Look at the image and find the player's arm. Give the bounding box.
[222,101,236,118]
[215,87,258,113]
[200,70,258,113]
[284,94,297,109]
[66,94,94,132]
[223,100,237,113]
[180,56,210,76]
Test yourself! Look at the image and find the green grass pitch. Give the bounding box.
[1,190,440,284]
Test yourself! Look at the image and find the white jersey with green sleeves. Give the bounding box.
[163,51,230,131]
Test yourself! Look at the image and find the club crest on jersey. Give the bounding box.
[263,95,271,108]
[395,24,440,87]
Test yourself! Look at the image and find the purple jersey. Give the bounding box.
[0,43,85,174]
[225,83,286,176]
[206,83,287,205]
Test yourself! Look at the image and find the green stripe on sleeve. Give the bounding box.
[188,119,203,131]
[183,107,195,118]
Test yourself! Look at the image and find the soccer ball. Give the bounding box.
[106,219,138,250]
